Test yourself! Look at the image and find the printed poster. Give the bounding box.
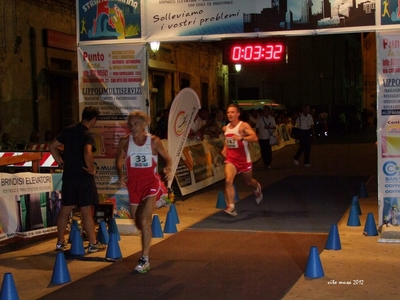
[377,30,400,226]
[0,173,62,240]
[78,0,142,41]
[78,43,148,217]
[381,0,400,25]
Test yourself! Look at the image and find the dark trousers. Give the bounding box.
[294,130,312,164]
[259,139,272,167]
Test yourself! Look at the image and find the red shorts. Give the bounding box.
[225,159,252,174]
[126,175,162,205]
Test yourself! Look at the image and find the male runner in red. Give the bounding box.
[116,110,172,273]
[222,104,263,216]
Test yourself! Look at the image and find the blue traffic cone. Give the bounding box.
[304,246,324,279]
[359,181,368,198]
[169,204,180,224]
[325,224,341,250]
[97,221,109,245]
[105,233,122,260]
[216,191,226,209]
[164,211,177,233]
[0,272,20,300]
[234,185,240,201]
[108,218,121,241]
[363,213,378,236]
[68,219,80,243]
[70,230,85,255]
[50,252,71,285]
[347,205,361,226]
[151,215,164,238]
[351,195,362,215]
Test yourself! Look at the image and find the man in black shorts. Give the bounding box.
[49,106,106,253]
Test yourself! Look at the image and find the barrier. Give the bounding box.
[0,151,58,168]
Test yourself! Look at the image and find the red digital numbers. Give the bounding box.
[230,43,285,63]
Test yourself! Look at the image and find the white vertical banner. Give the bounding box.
[377,30,400,227]
[167,88,201,188]
[77,43,148,218]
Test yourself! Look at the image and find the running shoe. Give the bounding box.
[135,257,150,274]
[88,241,106,253]
[155,195,171,209]
[224,207,238,217]
[255,183,263,204]
[55,240,67,251]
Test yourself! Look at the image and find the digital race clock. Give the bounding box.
[224,41,286,64]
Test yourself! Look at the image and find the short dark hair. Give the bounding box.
[227,103,240,112]
[82,106,100,121]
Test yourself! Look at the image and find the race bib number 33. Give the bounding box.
[130,154,151,168]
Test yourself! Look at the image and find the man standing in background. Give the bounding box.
[255,106,276,169]
[50,106,106,253]
[293,105,315,167]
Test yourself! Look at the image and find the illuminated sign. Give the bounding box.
[224,41,286,64]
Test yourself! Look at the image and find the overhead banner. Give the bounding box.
[144,0,377,40]
[167,88,201,188]
[77,0,382,43]
[78,43,148,218]
[377,30,400,227]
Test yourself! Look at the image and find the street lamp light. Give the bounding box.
[235,64,242,73]
[150,41,160,53]
[149,41,160,59]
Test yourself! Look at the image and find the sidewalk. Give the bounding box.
[2,131,396,300]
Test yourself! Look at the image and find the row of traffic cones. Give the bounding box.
[49,219,123,287]
[0,252,75,299]
[347,182,378,236]
[305,181,377,279]
[1,213,125,297]
[151,204,180,238]
[67,219,122,259]
[53,218,123,285]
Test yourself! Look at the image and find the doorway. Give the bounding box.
[49,58,75,135]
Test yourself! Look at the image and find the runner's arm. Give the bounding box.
[153,136,173,181]
[241,122,258,142]
[115,136,128,185]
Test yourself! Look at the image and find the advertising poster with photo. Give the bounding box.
[381,0,400,26]
[0,173,62,240]
[77,0,143,42]
[377,30,400,226]
[174,136,226,196]
[78,43,148,218]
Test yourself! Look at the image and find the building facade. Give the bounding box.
[0,0,227,146]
